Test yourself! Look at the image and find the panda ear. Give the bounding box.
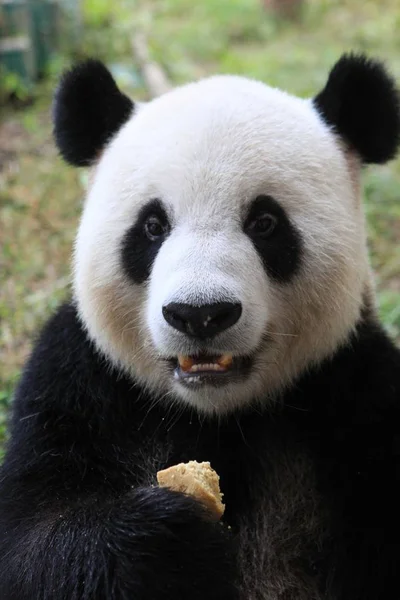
[53,59,134,167]
[314,54,400,164]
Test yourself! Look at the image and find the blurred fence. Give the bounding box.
[0,0,81,88]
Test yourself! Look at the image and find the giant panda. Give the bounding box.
[0,53,400,600]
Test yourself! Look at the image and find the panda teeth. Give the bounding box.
[217,353,233,368]
[177,354,233,373]
[189,363,225,373]
[185,376,202,385]
[178,356,195,371]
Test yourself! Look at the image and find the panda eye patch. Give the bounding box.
[244,194,303,283]
[144,214,170,241]
[121,199,171,285]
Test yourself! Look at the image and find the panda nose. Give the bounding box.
[162,302,242,339]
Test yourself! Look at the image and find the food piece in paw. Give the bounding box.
[157,460,225,521]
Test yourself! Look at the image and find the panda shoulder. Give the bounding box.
[11,303,123,419]
[336,314,400,417]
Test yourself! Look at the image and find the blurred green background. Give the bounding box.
[1,0,400,458]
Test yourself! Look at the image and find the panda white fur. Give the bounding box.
[0,54,400,599]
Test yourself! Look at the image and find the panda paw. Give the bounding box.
[108,486,239,599]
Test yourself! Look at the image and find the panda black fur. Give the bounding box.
[0,54,400,599]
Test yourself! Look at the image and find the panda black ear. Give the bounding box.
[53,59,134,167]
[314,54,400,164]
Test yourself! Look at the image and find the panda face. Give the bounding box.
[74,75,370,414]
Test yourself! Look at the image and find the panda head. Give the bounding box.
[54,54,400,415]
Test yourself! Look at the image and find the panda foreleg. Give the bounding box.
[0,485,238,599]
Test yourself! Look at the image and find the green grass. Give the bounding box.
[1,0,400,456]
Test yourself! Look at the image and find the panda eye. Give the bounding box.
[246,213,277,238]
[144,214,169,241]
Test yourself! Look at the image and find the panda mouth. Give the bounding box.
[172,353,252,387]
